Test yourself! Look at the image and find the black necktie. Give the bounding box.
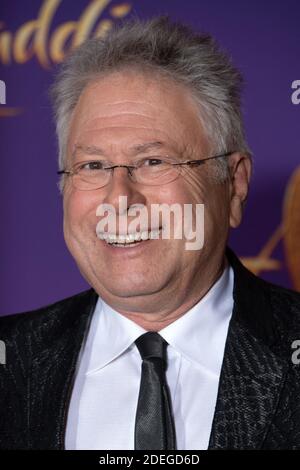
[134,332,176,450]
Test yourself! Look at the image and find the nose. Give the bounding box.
[101,166,146,215]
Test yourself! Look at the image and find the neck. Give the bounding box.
[101,256,228,331]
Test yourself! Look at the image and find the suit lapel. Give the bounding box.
[208,320,287,449]
[208,249,288,449]
[29,289,98,449]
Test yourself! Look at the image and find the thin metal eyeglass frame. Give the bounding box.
[57,151,234,189]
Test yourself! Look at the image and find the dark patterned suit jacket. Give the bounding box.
[1,248,300,449]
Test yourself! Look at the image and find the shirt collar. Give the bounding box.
[86,298,147,375]
[86,265,233,376]
[159,265,234,375]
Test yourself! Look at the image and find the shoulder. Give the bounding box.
[0,288,97,340]
[247,266,300,325]
[263,279,300,338]
[227,247,300,349]
[228,246,300,309]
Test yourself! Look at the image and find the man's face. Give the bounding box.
[63,70,244,313]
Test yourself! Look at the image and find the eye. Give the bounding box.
[141,158,165,167]
[77,161,106,171]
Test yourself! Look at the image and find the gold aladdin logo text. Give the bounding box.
[0,0,132,68]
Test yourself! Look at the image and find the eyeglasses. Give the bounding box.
[57,151,234,191]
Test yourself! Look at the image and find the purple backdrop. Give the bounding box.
[1,0,299,315]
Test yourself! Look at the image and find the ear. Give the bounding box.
[228,153,252,228]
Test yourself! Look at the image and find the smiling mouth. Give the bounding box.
[97,228,162,247]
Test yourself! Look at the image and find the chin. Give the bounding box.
[100,272,167,299]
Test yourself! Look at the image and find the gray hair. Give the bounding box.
[51,16,251,184]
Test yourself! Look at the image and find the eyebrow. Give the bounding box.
[72,145,105,157]
[72,141,165,158]
[130,141,164,154]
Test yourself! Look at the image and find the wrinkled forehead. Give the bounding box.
[67,70,210,158]
[69,70,205,131]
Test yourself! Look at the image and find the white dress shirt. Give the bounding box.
[65,266,234,450]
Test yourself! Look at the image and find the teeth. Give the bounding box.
[150,229,160,240]
[141,231,149,241]
[97,229,161,244]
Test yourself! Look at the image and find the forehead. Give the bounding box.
[68,70,209,156]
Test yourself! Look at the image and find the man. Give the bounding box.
[1,17,300,450]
